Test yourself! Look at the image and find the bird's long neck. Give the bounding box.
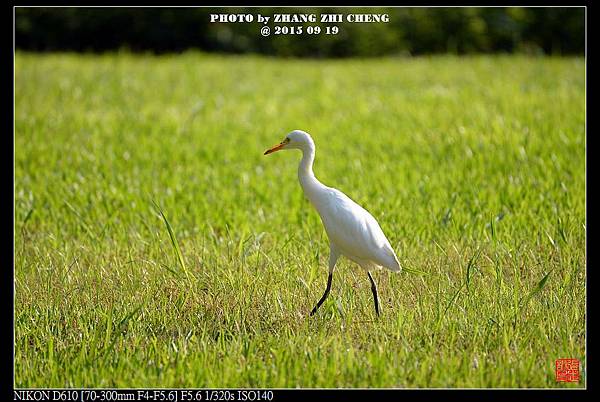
[298,143,326,206]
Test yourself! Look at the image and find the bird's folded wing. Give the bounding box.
[319,189,398,270]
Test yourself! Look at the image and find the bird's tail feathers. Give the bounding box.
[390,256,402,273]
[382,245,402,273]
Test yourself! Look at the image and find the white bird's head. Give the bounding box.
[264,130,314,155]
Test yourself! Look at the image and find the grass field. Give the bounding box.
[15,52,585,388]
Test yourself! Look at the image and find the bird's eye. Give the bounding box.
[283,138,291,144]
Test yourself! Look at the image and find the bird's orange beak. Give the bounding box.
[264,141,286,155]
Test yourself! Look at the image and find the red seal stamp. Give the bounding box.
[555,358,580,382]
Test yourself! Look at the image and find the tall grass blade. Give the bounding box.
[520,270,553,309]
[152,199,191,281]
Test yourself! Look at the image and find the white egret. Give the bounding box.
[264,130,401,316]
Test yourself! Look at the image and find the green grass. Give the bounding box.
[15,52,585,388]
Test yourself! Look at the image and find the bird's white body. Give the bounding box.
[274,130,401,273]
[301,173,401,272]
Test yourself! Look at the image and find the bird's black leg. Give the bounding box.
[310,272,333,316]
[367,271,380,317]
